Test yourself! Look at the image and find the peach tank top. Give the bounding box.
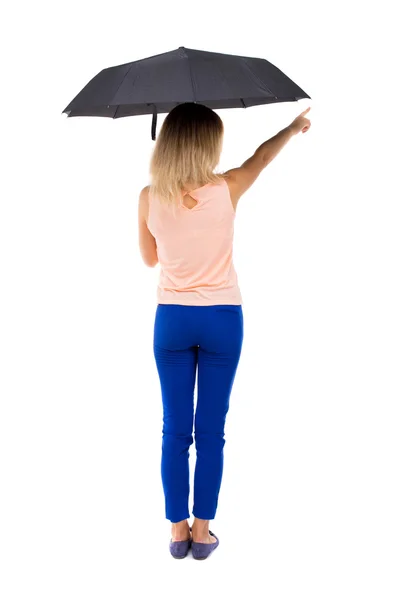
[147,177,242,306]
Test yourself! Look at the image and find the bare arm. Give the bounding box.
[138,186,158,267]
[224,107,311,208]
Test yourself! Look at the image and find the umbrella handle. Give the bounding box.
[151,105,157,141]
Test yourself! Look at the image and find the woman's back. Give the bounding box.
[148,177,242,306]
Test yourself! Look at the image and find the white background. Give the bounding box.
[1,1,399,598]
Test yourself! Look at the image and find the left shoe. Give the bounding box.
[169,527,192,559]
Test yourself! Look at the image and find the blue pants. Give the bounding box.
[153,304,244,523]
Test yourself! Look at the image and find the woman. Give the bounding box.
[138,102,311,559]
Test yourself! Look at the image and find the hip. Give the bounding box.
[154,303,244,353]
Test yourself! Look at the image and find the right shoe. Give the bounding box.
[191,531,219,560]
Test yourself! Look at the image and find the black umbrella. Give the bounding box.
[62,46,311,140]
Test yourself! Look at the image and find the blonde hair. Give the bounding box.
[149,103,224,206]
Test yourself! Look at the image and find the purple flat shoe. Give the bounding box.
[169,537,191,559]
[191,531,219,560]
[169,527,192,559]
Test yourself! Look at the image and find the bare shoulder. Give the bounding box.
[140,185,150,199]
[221,151,266,206]
[139,185,150,206]
[220,171,241,210]
[138,185,151,219]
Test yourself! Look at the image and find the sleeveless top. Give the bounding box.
[147,177,242,306]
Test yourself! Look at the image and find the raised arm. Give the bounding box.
[224,107,311,209]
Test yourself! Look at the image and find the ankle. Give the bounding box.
[191,518,210,536]
[171,519,190,541]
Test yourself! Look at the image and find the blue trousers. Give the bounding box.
[153,304,244,523]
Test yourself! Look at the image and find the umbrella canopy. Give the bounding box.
[62,46,311,139]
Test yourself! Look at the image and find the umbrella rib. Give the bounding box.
[186,54,196,102]
[242,59,276,98]
[110,64,134,117]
